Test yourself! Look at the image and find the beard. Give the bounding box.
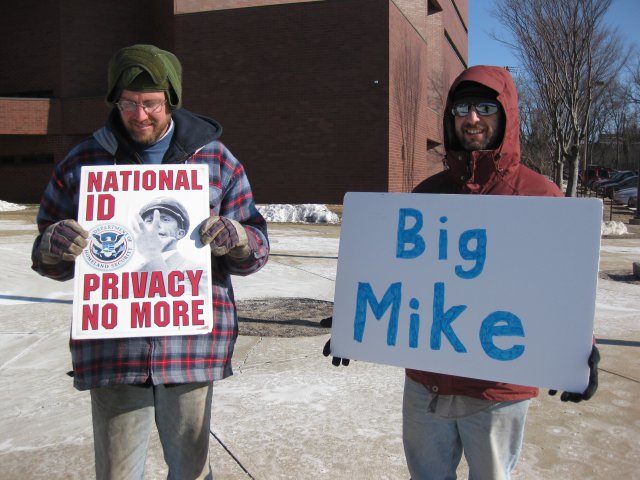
[456,124,502,151]
[123,115,171,146]
[460,135,495,151]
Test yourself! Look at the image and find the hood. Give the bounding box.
[94,108,222,164]
[444,66,521,192]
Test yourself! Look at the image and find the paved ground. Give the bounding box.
[0,208,638,479]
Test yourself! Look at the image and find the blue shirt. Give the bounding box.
[136,120,175,164]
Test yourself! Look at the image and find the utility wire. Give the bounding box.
[269,257,337,283]
[211,430,256,479]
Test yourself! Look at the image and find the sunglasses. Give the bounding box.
[451,102,499,117]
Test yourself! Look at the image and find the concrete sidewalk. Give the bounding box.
[0,219,639,479]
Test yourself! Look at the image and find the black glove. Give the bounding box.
[549,345,600,403]
[323,339,350,367]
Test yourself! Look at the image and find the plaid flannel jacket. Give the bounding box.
[32,109,269,390]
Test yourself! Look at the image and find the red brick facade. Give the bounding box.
[0,0,467,204]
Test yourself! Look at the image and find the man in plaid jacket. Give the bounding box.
[31,44,269,479]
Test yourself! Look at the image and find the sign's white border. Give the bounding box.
[72,164,213,339]
[331,192,602,392]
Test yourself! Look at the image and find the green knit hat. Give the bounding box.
[106,44,182,109]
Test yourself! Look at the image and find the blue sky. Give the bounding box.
[468,0,640,68]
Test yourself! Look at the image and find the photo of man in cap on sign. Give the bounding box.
[133,196,198,273]
[31,44,269,479]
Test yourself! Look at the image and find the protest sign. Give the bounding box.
[72,164,213,339]
[331,192,602,392]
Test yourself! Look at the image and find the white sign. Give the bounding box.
[72,164,213,339]
[331,192,602,392]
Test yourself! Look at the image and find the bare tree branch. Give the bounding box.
[492,0,628,196]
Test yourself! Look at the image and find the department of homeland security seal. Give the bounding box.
[83,224,134,270]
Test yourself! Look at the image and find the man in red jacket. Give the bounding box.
[323,64,600,478]
[402,65,599,479]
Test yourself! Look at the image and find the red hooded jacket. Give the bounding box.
[406,66,563,401]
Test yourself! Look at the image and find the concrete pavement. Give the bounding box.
[0,213,638,479]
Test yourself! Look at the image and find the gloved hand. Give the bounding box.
[200,216,250,258]
[549,345,600,403]
[323,339,350,367]
[38,219,89,264]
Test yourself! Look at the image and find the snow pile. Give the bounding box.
[1,199,635,235]
[602,220,628,236]
[257,204,340,224]
[0,200,26,212]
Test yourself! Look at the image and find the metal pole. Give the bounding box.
[634,153,640,220]
[583,114,589,197]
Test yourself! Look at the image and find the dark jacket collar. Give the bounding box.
[100,108,223,164]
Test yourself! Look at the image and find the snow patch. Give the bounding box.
[601,221,628,236]
[1,200,635,237]
[257,204,340,224]
[0,200,27,212]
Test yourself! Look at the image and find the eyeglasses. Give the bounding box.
[451,102,499,117]
[115,99,166,114]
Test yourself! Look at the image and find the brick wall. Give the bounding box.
[392,0,429,39]
[0,2,59,96]
[425,0,468,180]
[388,2,431,192]
[0,99,57,135]
[0,134,86,203]
[0,0,467,205]
[60,98,110,135]
[57,0,160,99]
[175,0,390,204]
[388,0,467,191]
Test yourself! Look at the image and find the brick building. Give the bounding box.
[0,0,468,204]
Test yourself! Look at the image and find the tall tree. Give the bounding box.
[629,55,640,104]
[515,71,556,176]
[493,0,626,196]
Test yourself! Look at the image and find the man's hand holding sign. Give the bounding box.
[549,344,600,403]
[36,219,89,265]
[200,216,252,258]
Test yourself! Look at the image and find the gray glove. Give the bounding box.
[38,220,89,264]
[200,216,250,258]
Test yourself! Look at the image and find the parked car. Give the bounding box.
[612,186,639,205]
[593,170,636,196]
[581,166,614,186]
[602,175,638,198]
[589,170,622,191]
